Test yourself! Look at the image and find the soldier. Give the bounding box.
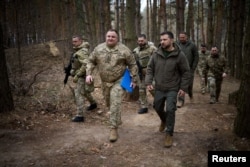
[177,32,199,107]
[197,44,210,94]
[70,35,97,122]
[145,31,190,148]
[86,29,138,142]
[202,46,229,104]
[133,34,157,114]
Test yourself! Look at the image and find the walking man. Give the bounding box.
[86,29,138,142]
[197,44,210,94]
[70,35,97,122]
[133,34,157,114]
[145,31,190,148]
[202,46,229,104]
[177,32,199,107]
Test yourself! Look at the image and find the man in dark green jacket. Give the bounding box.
[145,31,190,148]
[177,32,199,107]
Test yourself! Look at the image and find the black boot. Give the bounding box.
[87,103,97,111]
[138,108,148,114]
[72,116,84,122]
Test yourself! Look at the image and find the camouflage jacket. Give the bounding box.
[71,42,90,77]
[86,42,138,83]
[202,54,229,79]
[133,43,157,68]
[197,50,210,76]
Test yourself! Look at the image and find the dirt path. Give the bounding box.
[1,74,249,167]
[2,44,249,167]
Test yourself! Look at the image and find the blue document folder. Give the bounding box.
[120,68,133,93]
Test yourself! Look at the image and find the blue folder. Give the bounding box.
[120,68,133,93]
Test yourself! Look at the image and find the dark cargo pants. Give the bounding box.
[153,90,177,135]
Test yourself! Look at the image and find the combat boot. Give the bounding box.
[72,116,84,122]
[177,100,184,108]
[138,108,148,114]
[164,134,173,148]
[87,103,97,111]
[159,121,165,132]
[109,128,118,142]
[209,97,216,104]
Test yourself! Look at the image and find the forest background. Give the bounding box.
[0,0,250,137]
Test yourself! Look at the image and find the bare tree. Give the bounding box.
[158,0,167,33]
[176,0,185,34]
[233,0,250,137]
[0,23,14,112]
[124,0,137,50]
[186,0,194,41]
[206,0,213,48]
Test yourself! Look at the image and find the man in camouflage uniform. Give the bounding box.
[86,29,138,142]
[202,46,229,104]
[177,32,199,107]
[197,44,210,94]
[133,34,157,114]
[70,35,97,122]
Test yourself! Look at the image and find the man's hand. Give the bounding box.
[147,85,154,91]
[86,75,93,84]
[73,75,79,83]
[130,82,137,89]
[201,77,205,81]
[178,89,185,97]
[222,73,227,78]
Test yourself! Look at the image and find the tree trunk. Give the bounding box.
[124,0,137,50]
[176,0,185,35]
[151,0,157,44]
[186,0,194,40]
[235,0,245,79]
[214,0,223,51]
[233,0,250,138]
[0,23,14,112]
[206,0,213,48]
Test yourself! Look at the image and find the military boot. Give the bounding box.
[138,108,148,114]
[87,103,97,111]
[164,134,173,148]
[209,97,216,104]
[109,128,118,142]
[72,116,84,122]
[177,100,184,108]
[159,121,165,132]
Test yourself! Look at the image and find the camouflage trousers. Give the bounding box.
[197,66,207,93]
[74,77,96,117]
[102,79,124,129]
[207,77,223,102]
[138,75,155,108]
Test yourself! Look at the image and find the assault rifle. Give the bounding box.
[63,53,73,85]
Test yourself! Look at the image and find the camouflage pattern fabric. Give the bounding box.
[133,43,157,108]
[87,42,138,128]
[197,50,210,93]
[203,54,229,102]
[71,42,96,116]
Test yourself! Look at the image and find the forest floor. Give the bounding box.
[0,44,250,167]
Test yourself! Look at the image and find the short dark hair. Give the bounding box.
[72,35,83,40]
[107,29,119,36]
[179,31,187,36]
[160,31,174,39]
[201,44,206,47]
[138,34,147,39]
